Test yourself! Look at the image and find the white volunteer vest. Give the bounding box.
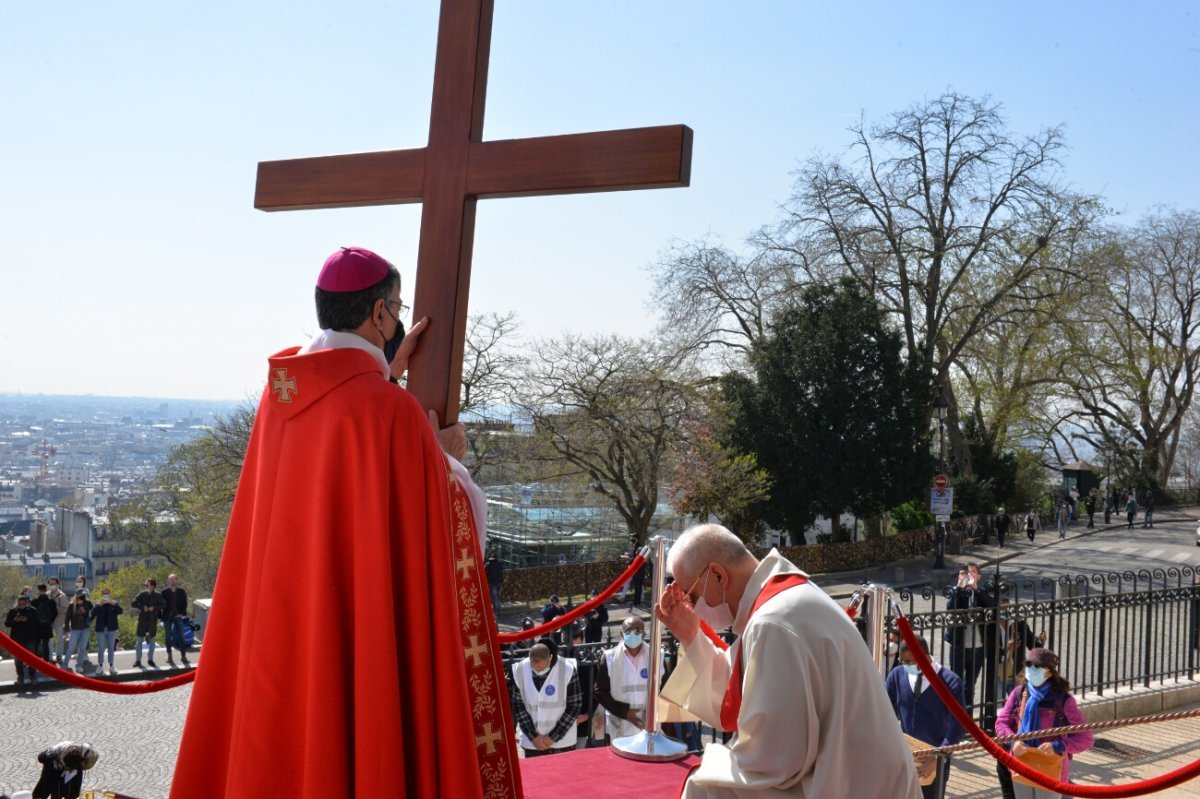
[603,644,657,739]
[514,656,578,750]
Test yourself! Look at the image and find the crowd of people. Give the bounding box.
[3,573,193,687]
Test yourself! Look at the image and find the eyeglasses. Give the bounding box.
[385,298,409,320]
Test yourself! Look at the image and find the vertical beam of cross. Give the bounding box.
[254,0,692,424]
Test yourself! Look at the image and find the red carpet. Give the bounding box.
[520,747,700,799]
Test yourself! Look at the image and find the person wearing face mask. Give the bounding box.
[508,639,582,758]
[885,636,965,799]
[994,648,1093,799]
[593,616,662,741]
[72,576,89,600]
[171,247,512,799]
[656,524,920,798]
[5,593,42,688]
[62,592,94,674]
[89,587,123,676]
[45,578,72,664]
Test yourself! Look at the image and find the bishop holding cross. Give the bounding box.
[171,247,513,798]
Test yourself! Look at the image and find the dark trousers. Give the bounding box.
[922,756,951,799]
[949,646,985,708]
[11,638,39,682]
[997,760,1016,799]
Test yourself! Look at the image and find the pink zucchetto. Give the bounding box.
[316,247,390,292]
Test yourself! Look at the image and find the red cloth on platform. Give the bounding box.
[171,346,519,798]
[521,747,701,799]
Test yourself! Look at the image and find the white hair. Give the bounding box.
[667,524,753,582]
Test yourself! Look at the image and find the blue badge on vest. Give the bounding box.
[545,684,556,696]
[640,667,649,679]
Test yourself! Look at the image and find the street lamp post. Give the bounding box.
[933,386,950,570]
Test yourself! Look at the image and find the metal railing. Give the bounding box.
[892,567,1200,728]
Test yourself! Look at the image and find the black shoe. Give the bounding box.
[181,655,190,665]
[167,658,177,667]
[148,659,157,668]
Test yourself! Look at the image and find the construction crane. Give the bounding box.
[36,437,56,483]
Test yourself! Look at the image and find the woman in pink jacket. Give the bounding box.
[995,647,1093,799]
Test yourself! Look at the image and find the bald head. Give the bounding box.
[667,524,755,585]
[666,524,760,623]
[529,643,551,669]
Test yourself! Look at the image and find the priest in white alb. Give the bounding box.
[655,524,921,798]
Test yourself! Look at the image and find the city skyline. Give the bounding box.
[2,2,1197,400]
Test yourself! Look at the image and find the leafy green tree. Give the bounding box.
[109,402,255,595]
[725,280,932,542]
[668,407,772,542]
[98,564,161,649]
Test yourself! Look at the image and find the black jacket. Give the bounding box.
[31,592,57,635]
[5,604,41,642]
[161,586,189,619]
[90,600,123,633]
[65,600,94,631]
[943,583,994,648]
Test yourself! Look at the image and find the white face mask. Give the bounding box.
[690,569,735,631]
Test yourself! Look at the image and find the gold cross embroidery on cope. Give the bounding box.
[271,368,297,403]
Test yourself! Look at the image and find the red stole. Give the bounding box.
[718,573,808,732]
[447,466,523,798]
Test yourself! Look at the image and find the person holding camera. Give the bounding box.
[945,563,994,710]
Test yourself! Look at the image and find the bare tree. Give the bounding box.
[648,237,798,365]
[459,311,522,481]
[1055,210,1200,487]
[761,92,1099,471]
[514,335,697,547]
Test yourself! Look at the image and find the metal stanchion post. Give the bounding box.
[612,536,689,762]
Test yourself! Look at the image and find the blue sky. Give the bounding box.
[1,2,1197,400]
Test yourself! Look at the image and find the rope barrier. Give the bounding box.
[895,611,1200,797]
[495,550,648,644]
[912,707,1200,756]
[0,630,196,694]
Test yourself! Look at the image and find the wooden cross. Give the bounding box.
[254,0,692,423]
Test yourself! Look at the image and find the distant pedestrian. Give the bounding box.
[1056,501,1069,539]
[583,589,609,644]
[484,553,504,617]
[89,588,122,676]
[1025,509,1038,543]
[31,583,56,662]
[160,573,191,667]
[5,593,42,687]
[63,592,93,673]
[1143,490,1155,528]
[630,559,649,609]
[133,578,165,668]
[540,594,565,645]
[1085,492,1097,529]
[994,508,1011,549]
[1125,494,1137,530]
[45,577,71,663]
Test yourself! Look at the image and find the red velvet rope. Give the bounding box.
[0,630,196,694]
[495,554,647,644]
[895,615,1200,797]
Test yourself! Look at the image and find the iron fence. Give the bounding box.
[892,567,1200,729]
